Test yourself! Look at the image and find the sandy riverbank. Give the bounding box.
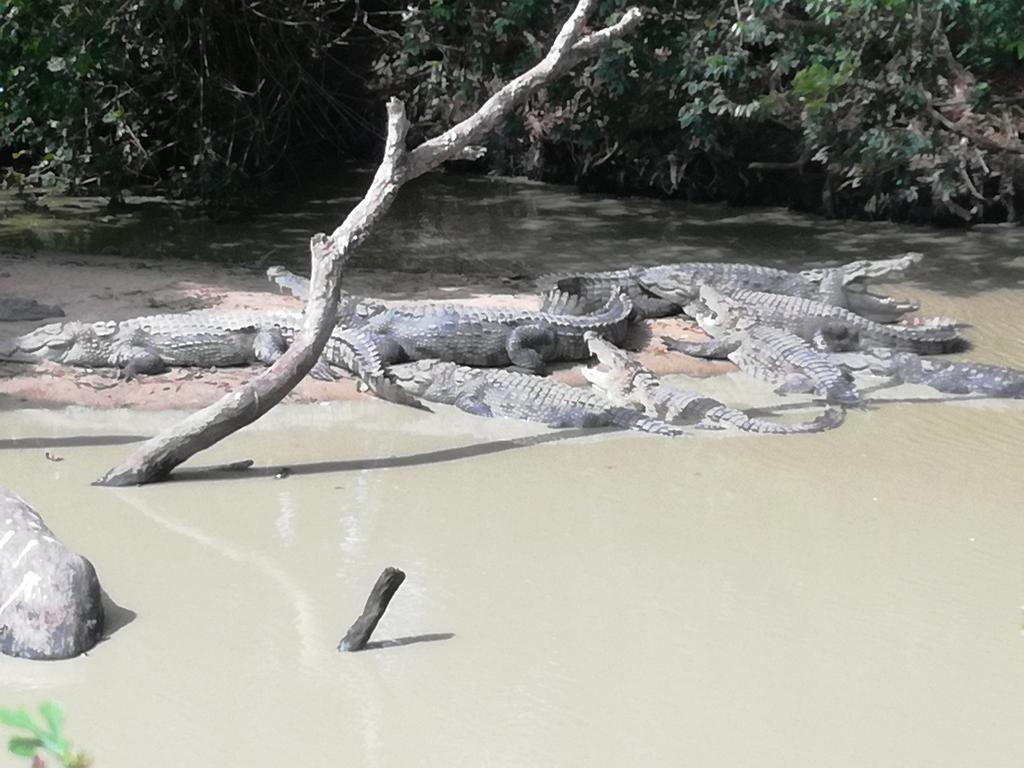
[0,250,732,410]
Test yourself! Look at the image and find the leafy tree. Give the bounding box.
[373,0,1024,222]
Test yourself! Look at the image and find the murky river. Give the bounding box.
[1,176,1023,767]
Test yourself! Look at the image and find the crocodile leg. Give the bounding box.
[119,347,169,379]
[453,394,495,417]
[253,328,289,363]
[248,326,335,381]
[809,323,862,352]
[773,373,819,396]
[661,336,741,359]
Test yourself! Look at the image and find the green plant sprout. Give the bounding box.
[0,702,89,768]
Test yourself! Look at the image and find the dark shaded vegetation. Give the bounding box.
[0,0,392,208]
[2,0,1023,223]
[376,0,1024,223]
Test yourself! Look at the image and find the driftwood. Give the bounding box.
[337,567,406,652]
[96,0,643,487]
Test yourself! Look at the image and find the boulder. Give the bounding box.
[0,487,104,660]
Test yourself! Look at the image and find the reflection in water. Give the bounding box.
[0,434,147,450]
[274,490,296,546]
[116,490,329,677]
[3,176,1023,298]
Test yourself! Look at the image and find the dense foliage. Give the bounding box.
[2,0,1022,222]
[374,0,1024,222]
[0,0,382,206]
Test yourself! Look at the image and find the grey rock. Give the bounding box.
[0,487,104,660]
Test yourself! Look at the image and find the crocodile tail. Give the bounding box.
[326,327,428,410]
[585,289,634,326]
[611,408,686,437]
[541,288,634,329]
[540,287,601,316]
[536,270,637,314]
[886,328,968,354]
[710,404,845,434]
[324,326,384,377]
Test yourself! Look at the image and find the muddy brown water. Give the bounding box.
[1,177,1024,767]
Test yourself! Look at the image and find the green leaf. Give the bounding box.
[7,736,43,757]
[0,708,35,731]
[792,63,833,101]
[38,702,63,737]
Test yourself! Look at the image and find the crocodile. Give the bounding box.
[269,264,633,374]
[537,253,922,322]
[837,349,1024,398]
[691,284,964,354]
[387,359,685,436]
[0,311,422,407]
[582,332,845,432]
[799,252,922,322]
[663,323,862,405]
[357,290,632,374]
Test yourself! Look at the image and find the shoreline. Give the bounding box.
[0,250,731,411]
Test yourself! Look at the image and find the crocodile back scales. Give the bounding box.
[730,325,860,404]
[639,263,820,302]
[388,360,683,436]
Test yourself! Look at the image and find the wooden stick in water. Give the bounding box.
[338,567,406,652]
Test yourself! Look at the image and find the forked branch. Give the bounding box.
[96,0,643,486]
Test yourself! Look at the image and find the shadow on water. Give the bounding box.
[171,427,598,484]
[0,434,148,450]
[99,590,137,642]
[360,632,455,651]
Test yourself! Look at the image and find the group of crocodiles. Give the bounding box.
[1,251,1021,436]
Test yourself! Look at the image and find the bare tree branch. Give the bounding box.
[926,106,1024,156]
[407,4,643,176]
[96,0,644,486]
